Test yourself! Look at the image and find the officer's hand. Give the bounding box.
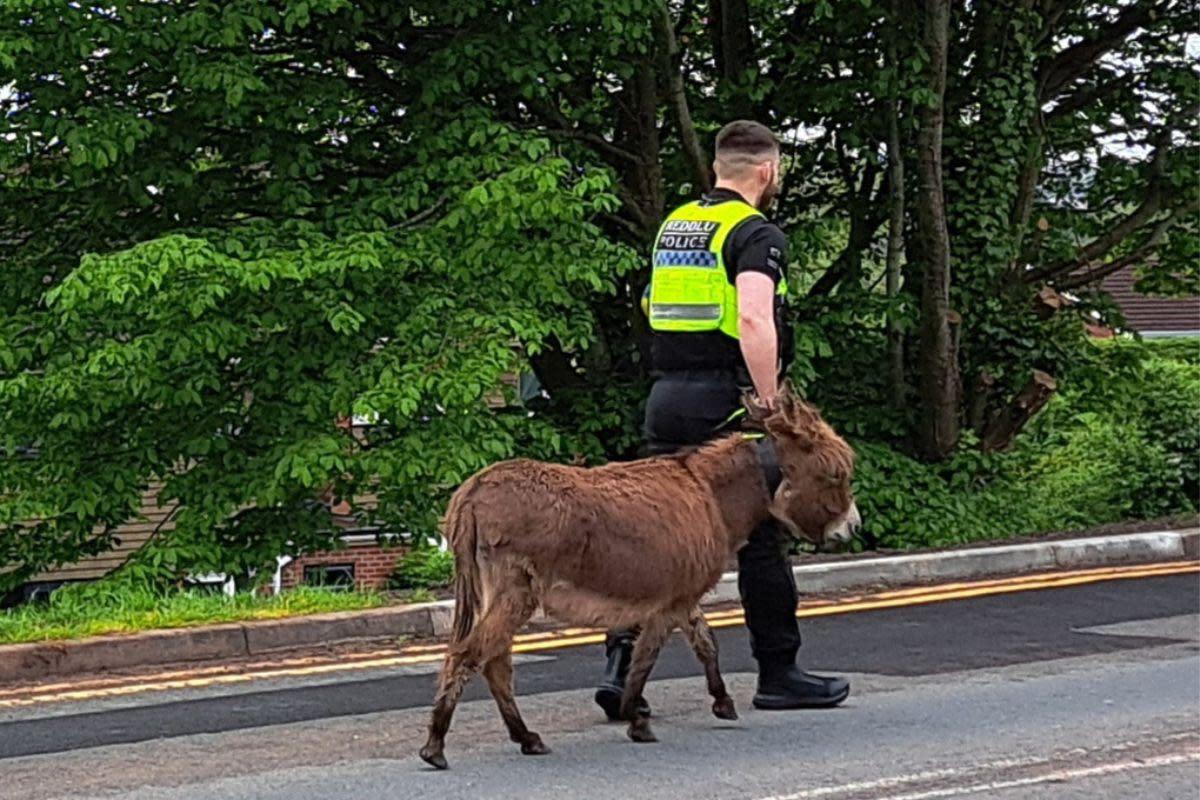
[749,392,777,415]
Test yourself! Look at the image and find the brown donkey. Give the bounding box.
[419,389,859,769]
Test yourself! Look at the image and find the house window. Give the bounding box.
[304,564,355,590]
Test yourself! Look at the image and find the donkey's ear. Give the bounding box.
[777,381,799,419]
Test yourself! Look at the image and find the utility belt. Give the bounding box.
[651,366,752,392]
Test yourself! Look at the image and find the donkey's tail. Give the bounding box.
[444,487,482,645]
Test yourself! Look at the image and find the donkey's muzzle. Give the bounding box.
[825,501,861,545]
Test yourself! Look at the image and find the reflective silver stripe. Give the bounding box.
[650,304,722,321]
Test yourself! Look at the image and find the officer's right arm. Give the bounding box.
[735,271,778,409]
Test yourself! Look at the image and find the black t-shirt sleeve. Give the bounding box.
[728,219,788,285]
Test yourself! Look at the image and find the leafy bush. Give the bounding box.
[853,339,1198,549]
[1047,338,1199,507]
[389,547,455,591]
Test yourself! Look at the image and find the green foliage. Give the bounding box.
[397,587,437,604]
[1,0,1194,586]
[790,290,915,442]
[854,340,1199,549]
[0,144,637,587]
[389,546,455,591]
[0,580,386,645]
[0,1,642,587]
[1048,338,1200,507]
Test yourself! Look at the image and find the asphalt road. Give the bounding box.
[1,571,1197,800]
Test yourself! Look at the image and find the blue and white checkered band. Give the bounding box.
[653,250,720,268]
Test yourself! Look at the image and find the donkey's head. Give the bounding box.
[747,385,860,547]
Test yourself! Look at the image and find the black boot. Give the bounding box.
[752,659,850,710]
[594,630,651,721]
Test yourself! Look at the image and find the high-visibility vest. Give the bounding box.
[647,199,786,339]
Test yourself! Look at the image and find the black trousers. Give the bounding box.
[634,370,802,665]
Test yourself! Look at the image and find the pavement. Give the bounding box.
[0,563,1196,799]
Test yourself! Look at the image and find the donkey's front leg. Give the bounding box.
[619,616,671,743]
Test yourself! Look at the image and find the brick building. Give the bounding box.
[278,529,408,592]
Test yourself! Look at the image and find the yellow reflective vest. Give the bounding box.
[647,199,786,339]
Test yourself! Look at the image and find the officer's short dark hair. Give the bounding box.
[714,120,779,162]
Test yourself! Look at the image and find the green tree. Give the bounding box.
[0,1,642,588]
[1,0,1194,585]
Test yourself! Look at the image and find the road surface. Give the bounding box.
[1,564,1197,799]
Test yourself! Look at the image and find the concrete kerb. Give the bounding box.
[701,529,1199,605]
[0,623,250,685]
[2,529,1195,685]
[0,602,452,684]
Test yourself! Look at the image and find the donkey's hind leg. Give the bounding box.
[420,583,532,770]
[680,605,737,720]
[480,585,550,757]
[483,651,550,756]
[420,640,477,770]
[619,616,672,743]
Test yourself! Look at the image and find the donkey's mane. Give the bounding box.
[660,403,857,480]
[669,432,747,463]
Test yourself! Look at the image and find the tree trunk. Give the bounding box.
[612,59,664,245]
[717,0,755,118]
[980,370,1057,452]
[967,370,996,434]
[914,0,959,461]
[611,58,664,378]
[885,9,907,409]
[807,161,882,296]
[1008,122,1044,275]
[657,2,712,194]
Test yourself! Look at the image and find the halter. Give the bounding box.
[725,406,783,495]
[748,434,783,494]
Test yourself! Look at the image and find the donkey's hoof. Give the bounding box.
[521,735,552,756]
[419,746,449,771]
[628,724,658,743]
[712,696,739,721]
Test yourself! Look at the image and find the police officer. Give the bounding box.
[594,120,850,719]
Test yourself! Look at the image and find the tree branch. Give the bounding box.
[601,211,645,242]
[1024,134,1171,284]
[561,129,645,166]
[1054,200,1194,291]
[807,149,883,297]
[1045,71,1138,122]
[392,194,448,230]
[657,1,712,193]
[522,98,644,166]
[1007,119,1044,271]
[1038,2,1161,101]
[615,185,657,234]
[807,200,887,297]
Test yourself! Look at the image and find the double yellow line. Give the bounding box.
[509,560,1200,650]
[2,561,1194,708]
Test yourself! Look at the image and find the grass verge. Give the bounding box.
[0,585,389,645]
